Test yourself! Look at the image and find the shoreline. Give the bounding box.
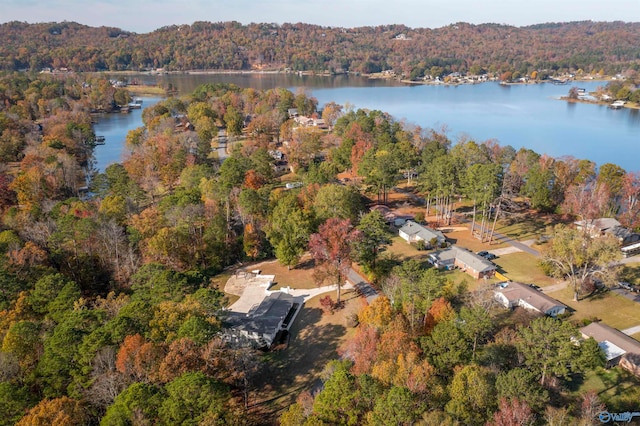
[97,69,614,89]
[101,70,630,102]
[559,96,640,110]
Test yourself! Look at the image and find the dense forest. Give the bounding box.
[0,70,639,424]
[2,20,640,78]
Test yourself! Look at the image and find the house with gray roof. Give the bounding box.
[575,218,640,247]
[428,245,496,279]
[580,321,640,372]
[226,291,303,348]
[575,218,622,236]
[398,220,446,247]
[494,281,567,317]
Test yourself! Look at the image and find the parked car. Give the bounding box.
[619,281,633,291]
[477,251,498,260]
[528,284,542,291]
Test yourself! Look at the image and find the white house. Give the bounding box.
[429,246,497,279]
[494,282,567,317]
[398,221,446,246]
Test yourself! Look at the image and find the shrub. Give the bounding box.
[319,295,335,314]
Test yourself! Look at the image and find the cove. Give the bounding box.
[94,74,640,172]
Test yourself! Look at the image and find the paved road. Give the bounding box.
[216,129,228,161]
[346,268,379,304]
[613,254,640,266]
[487,231,540,257]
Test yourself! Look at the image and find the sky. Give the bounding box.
[2,0,640,33]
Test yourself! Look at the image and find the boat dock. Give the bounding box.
[89,136,106,145]
[128,98,143,109]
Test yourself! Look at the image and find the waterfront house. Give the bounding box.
[494,282,567,317]
[580,322,640,372]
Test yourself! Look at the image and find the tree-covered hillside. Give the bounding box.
[1,20,640,77]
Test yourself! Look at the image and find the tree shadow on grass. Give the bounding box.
[295,258,316,270]
[620,265,640,284]
[251,306,346,419]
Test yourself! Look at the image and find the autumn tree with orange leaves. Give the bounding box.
[309,217,358,304]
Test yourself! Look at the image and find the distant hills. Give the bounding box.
[1,20,639,77]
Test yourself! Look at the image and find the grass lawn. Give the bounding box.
[210,271,239,306]
[492,212,563,242]
[444,228,506,252]
[568,367,640,412]
[127,85,167,96]
[279,172,302,183]
[547,287,640,330]
[250,290,363,421]
[387,236,432,264]
[218,258,368,421]
[251,257,320,290]
[491,252,558,287]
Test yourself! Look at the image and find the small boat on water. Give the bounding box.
[610,100,626,109]
[93,136,106,145]
[128,98,143,109]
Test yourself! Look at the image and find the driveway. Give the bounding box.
[226,267,378,314]
[613,253,640,265]
[621,324,640,336]
[346,268,379,304]
[611,287,640,304]
[227,281,341,314]
[540,281,569,293]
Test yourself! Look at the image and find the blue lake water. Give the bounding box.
[92,97,162,172]
[93,74,639,172]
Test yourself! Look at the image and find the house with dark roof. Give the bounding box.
[580,322,640,371]
[429,245,496,279]
[398,221,446,247]
[226,291,303,348]
[575,218,640,247]
[494,281,567,317]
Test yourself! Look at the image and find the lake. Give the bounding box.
[92,97,162,172]
[93,73,640,172]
